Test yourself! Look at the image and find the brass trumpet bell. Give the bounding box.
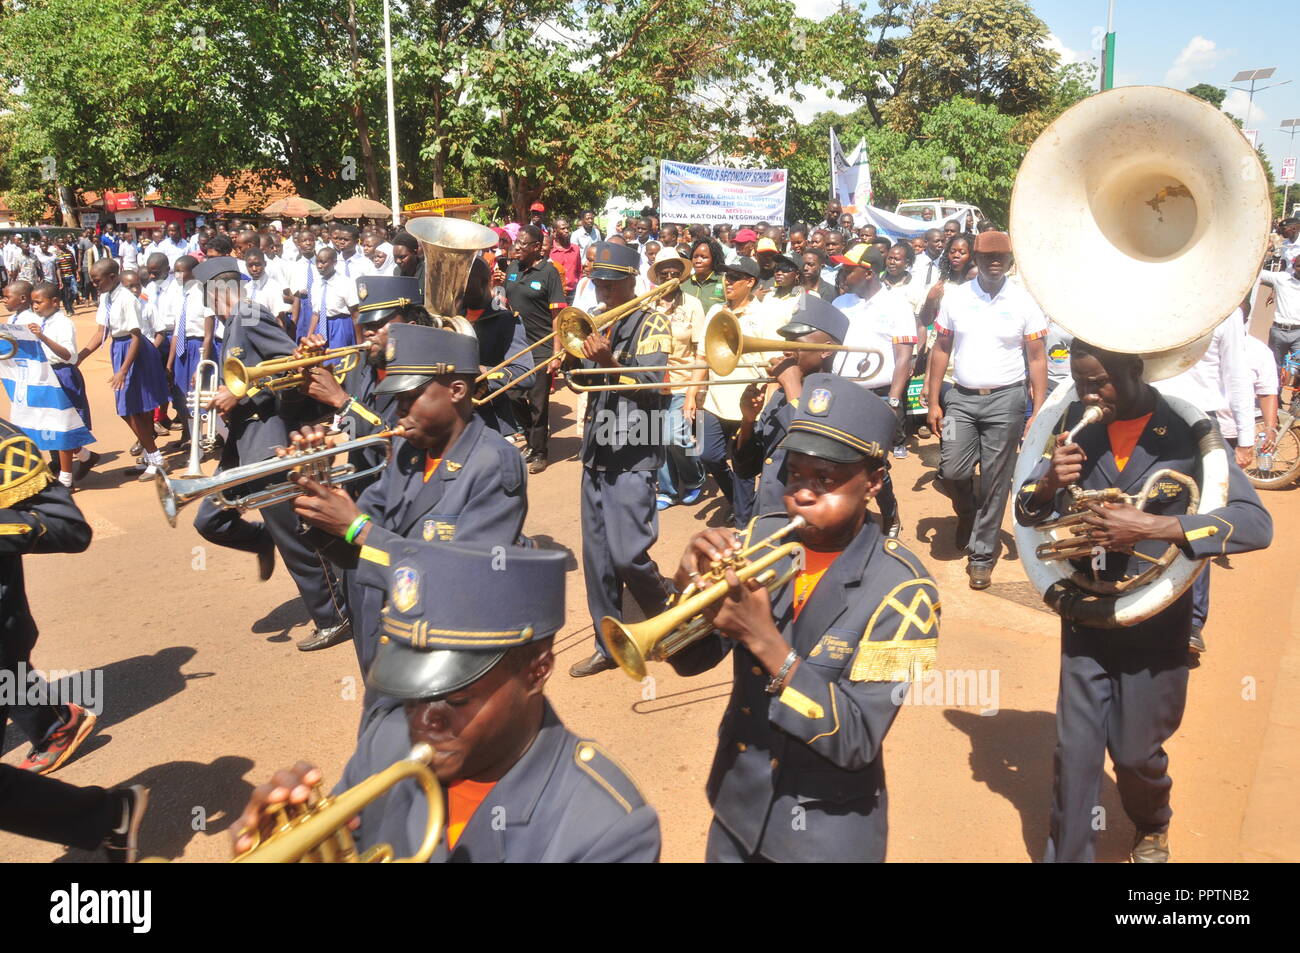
[703,309,885,378]
[223,344,371,398]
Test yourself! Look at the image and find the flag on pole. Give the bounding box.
[831,131,873,225]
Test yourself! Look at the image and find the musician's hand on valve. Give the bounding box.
[293,333,328,359]
[208,385,239,416]
[706,568,782,654]
[1079,501,1183,550]
[302,364,349,410]
[289,469,361,538]
[231,763,358,856]
[674,528,742,590]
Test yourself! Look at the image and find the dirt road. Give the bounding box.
[3,302,1296,862]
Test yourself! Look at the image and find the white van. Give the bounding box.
[894,198,985,230]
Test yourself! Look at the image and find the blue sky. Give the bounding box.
[790,0,1299,177]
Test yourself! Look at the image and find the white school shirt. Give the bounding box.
[151,238,185,267]
[282,242,301,263]
[141,277,177,335]
[831,287,919,389]
[1257,269,1300,328]
[175,281,211,340]
[34,310,77,365]
[96,285,145,338]
[336,248,368,279]
[5,308,37,327]
[916,253,944,290]
[1243,334,1279,399]
[263,256,292,293]
[247,273,290,316]
[118,241,139,272]
[311,272,360,319]
[3,242,22,273]
[1153,310,1254,446]
[702,298,787,421]
[934,278,1047,389]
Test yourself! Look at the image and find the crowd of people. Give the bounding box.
[0,193,1291,865]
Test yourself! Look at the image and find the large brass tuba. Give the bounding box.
[404,216,499,336]
[1009,86,1269,627]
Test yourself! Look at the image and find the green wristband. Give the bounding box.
[344,514,372,544]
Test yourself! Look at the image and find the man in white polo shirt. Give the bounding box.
[926,230,1048,589]
[1258,253,1300,368]
[830,243,917,534]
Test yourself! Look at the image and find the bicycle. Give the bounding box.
[1246,350,1300,489]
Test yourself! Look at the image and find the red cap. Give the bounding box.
[529,202,546,213]
[734,228,759,243]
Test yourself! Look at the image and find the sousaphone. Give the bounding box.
[1009,86,1270,626]
[405,216,499,336]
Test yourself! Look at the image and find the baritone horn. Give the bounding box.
[703,309,885,377]
[603,517,806,679]
[1008,85,1263,627]
[223,344,370,398]
[155,427,404,526]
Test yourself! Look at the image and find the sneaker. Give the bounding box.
[72,450,101,482]
[680,485,704,505]
[966,562,992,590]
[19,703,98,775]
[892,445,908,459]
[656,493,675,511]
[917,424,932,438]
[1188,627,1206,655]
[569,650,618,678]
[130,441,143,456]
[1130,829,1170,863]
[104,785,149,864]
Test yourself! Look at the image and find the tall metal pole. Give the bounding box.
[1282,122,1299,217]
[383,0,401,228]
[1100,1,1116,91]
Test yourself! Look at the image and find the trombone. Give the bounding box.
[180,359,221,478]
[472,278,685,406]
[224,343,371,398]
[603,517,806,680]
[155,427,404,527]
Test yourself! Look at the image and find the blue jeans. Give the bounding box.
[656,393,705,499]
[698,409,755,527]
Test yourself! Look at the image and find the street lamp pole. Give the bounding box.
[382,0,401,228]
[1228,68,1292,145]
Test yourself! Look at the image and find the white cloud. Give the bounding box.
[1043,32,1091,67]
[1223,88,1267,128]
[1165,36,1228,86]
[790,0,842,19]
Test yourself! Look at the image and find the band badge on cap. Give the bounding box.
[358,284,369,300]
[385,338,397,362]
[422,520,436,542]
[391,566,421,613]
[807,387,832,415]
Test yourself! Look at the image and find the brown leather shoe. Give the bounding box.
[966,562,992,590]
[527,456,548,475]
[297,620,353,652]
[1130,829,1169,863]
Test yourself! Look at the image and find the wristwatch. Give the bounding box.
[887,397,901,408]
[766,650,799,695]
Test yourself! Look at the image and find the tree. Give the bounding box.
[885,0,1060,133]
[1185,83,1226,109]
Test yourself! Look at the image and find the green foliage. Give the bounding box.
[1185,83,1226,109]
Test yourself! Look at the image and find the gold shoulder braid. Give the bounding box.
[0,423,52,509]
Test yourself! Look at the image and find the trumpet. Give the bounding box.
[224,343,371,398]
[472,278,685,405]
[704,309,885,378]
[602,517,806,680]
[155,427,403,527]
[180,359,221,478]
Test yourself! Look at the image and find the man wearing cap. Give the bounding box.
[648,248,707,510]
[762,254,803,325]
[926,230,1048,590]
[669,372,940,862]
[568,242,675,678]
[504,224,566,474]
[754,237,780,294]
[832,243,918,525]
[192,256,350,651]
[288,323,528,671]
[234,539,661,862]
[733,295,850,516]
[728,228,759,267]
[690,256,786,530]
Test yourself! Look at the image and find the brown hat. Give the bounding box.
[973,230,1012,254]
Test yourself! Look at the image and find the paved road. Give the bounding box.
[3,302,1296,862]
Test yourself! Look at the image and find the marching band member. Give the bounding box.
[567,243,674,678]
[669,373,940,862]
[190,256,349,652]
[733,295,849,518]
[288,323,527,670]
[462,256,534,440]
[1015,341,1272,862]
[234,539,661,862]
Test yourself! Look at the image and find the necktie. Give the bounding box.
[178,286,188,347]
[926,259,935,284]
[318,278,328,324]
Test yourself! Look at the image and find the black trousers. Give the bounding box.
[194,494,347,629]
[512,367,553,459]
[0,763,116,850]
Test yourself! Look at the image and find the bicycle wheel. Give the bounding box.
[1246,422,1300,489]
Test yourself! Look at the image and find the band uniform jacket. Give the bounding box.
[318,414,528,674]
[340,699,661,862]
[733,387,796,517]
[578,306,671,471]
[1014,395,1272,638]
[669,513,941,862]
[219,301,330,468]
[336,358,400,497]
[1,469,91,660]
[472,305,534,437]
